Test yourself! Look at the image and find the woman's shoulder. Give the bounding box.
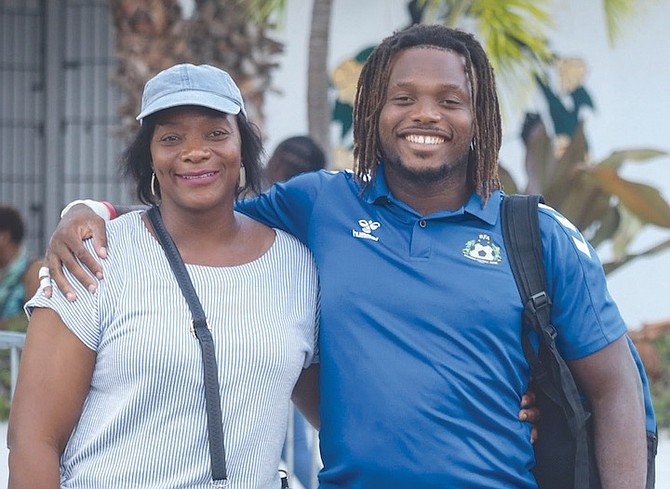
[104,211,155,261]
[272,228,314,262]
[107,211,147,241]
[108,210,144,230]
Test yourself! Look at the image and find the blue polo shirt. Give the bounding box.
[237,165,653,489]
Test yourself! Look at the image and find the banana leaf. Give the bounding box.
[587,167,670,228]
[599,148,668,170]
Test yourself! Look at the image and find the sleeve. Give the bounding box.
[235,170,328,245]
[539,204,628,360]
[24,240,103,351]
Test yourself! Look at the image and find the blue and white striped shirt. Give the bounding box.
[26,211,319,489]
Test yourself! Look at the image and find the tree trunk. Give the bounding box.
[307,0,332,165]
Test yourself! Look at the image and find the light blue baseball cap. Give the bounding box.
[136,63,246,123]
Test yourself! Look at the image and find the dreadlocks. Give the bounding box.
[352,24,502,204]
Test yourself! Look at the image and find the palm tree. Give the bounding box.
[306,0,333,159]
[111,0,283,136]
[247,0,333,158]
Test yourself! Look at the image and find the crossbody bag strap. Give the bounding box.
[147,206,228,487]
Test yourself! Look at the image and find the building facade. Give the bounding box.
[1,0,131,257]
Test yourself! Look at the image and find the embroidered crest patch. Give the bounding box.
[463,233,502,265]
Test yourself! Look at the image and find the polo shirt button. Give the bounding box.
[419,219,427,228]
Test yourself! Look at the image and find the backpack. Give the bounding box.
[501,194,657,489]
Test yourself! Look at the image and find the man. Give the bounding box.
[45,25,647,488]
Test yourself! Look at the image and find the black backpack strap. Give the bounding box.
[502,194,594,489]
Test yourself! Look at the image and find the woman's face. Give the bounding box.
[150,106,242,213]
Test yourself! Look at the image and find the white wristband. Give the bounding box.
[60,199,111,221]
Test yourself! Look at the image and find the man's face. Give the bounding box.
[378,47,475,184]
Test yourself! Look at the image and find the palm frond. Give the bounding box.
[602,0,637,45]
[243,0,287,25]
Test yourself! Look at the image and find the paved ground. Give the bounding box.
[0,423,667,486]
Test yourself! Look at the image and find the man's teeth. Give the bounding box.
[405,135,444,145]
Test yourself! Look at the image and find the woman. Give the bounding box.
[8,63,319,489]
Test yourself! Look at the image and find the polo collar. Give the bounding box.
[362,162,502,225]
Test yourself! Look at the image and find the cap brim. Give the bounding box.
[136,89,243,121]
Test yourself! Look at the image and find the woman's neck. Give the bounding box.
[144,205,274,267]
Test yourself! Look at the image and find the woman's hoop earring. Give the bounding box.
[239,165,246,188]
[150,172,158,198]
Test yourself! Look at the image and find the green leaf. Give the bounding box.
[588,167,670,228]
[603,237,670,275]
[548,171,609,232]
[472,0,554,71]
[610,205,644,260]
[602,0,637,45]
[589,205,620,248]
[598,148,668,169]
[498,164,519,194]
[520,116,555,193]
[243,0,286,25]
[542,122,589,208]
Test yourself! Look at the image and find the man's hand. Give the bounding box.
[44,204,109,301]
[519,390,540,444]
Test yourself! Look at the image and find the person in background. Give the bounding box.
[0,206,41,330]
[8,63,319,489]
[262,136,327,192]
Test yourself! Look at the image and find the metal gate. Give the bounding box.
[0,0,132,258]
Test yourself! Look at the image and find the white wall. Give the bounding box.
[264,0,670,329]
[541,1,670,330]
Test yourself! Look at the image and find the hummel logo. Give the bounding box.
[353,219,381,241]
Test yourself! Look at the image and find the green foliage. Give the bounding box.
[649,335,670,429]
[602,0,637,46]
[470,0,555,71]
[243,0,287,26]
[514,73,670,428]
[414,0,638,112]
[511,116,670,275]
[0,315,28,420]
[418,0,555,105]
[402,0,637,53]
[0,348,17,421]
[0,356,11,421]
